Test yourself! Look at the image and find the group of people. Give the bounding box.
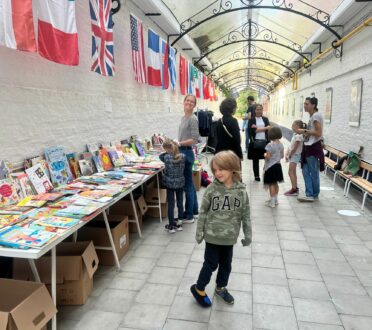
[158,93,324,308]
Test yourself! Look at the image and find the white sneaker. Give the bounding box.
[297,195,315,202]
[183,218,195,224]
[193,214,199,220]
[265,200,276,208]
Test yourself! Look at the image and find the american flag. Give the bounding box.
[130,14,146,83]
[90,0,115,76]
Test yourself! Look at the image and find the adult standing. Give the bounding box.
[244,96,256,151]
[215,98,243,160]
[298,97,324,202]
[178,94,200,222]
[247,104,271,181]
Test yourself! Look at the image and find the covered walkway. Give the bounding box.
[58,157,372,330]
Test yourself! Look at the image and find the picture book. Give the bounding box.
[66,153,81,179]
[78,176,111,185]
[0,226,57,248]
[32,192,63,202]
[0,160,11,180]
[44,146,73,187]
[35,216,80,229]
[0,205,33,215]
[108,149,121,167]
[25,163,53,194]
[135,142,145,157]
[17,196,47,208]
[11,172,35,198]
[0,179,19,207]
[23,207,59,219]
[79,189,114,200]
[99,148,114,171]
[79,159,94,176]
[92,153,104,173]
[0,215,24,230]
[82,152,96,173]
[86,143,99,154]
[55,205,101,218]
[130,143,139,156]
[24,156,51,179]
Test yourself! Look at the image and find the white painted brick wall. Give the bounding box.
[268,10,372,162]
[0,0,218,164]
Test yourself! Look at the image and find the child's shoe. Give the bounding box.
[164,224,176,233]
[215,287,234,304]
[265,200,276,208]
[284,188,299,196]
[175,219,183,231]
[190,284,212,307]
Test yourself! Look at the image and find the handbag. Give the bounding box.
[253,139,267,150]
[220,118,233,138]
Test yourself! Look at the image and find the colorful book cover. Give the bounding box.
[92,152,104,173]
[135,142,145,157]
[78,176,111,185]
[23,207,59,219]
[87,143,99,154]
[35,216,80,229]
[130,142,139,156]
[32,193,63,201]
[11,172,35,198]
[0,215,24,229]
[99,148,114,171]
[25,164,53,194]
[0,179,19,207]
[108,149,121,167]
[0,160,11,180]
[17,196,47,208]
[49,196,77,209]
[79,189,114,200]
[0,205,33,215]
[44,146,73,187]
[66,152,81,179]
[82,152,96,173]
[0,226,56,248]
[24,156,51,179]
[55,205,101,218]
[79,159,94,176]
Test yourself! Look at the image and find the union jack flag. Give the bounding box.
[90,0,115,76]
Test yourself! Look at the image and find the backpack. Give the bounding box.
[341,146,363,176]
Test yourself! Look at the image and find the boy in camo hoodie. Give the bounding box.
[191,151,251,307]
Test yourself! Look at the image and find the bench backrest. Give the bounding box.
[324,145,347,159]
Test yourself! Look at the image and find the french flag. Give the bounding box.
[37,0,79,66]
[147,29,162,87]
[0,0,36,52]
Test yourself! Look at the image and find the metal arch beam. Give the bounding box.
[218,67,283,81]
[208,57,295,76]
[194,39,309,65]
[171,4,342,47]
[223,75,275,86]
[227,79,273,90]
[232,84,270,94]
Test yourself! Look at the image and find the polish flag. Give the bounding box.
[37,0,79,66]
[0,0,36,51]
[147,29,162,86]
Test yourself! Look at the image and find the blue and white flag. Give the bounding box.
[168,45,177,90]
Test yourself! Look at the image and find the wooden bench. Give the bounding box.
[346,160,372,210]
[323,145,349,194]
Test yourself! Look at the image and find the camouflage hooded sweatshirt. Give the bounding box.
[196,179,251,246]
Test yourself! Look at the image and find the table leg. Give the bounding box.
[51,247,57,330]
[72,231,78,243]
[156,173,162,223]
[102,210,121,271]
[130,191,142,238]
[28,259,41,282]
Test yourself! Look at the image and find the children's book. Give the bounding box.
[99,148,114,171]
[0,215,24,230]
[92,152,104,173]
[17,196,47,208]
[78,176,111,185]
[0,205,33,215]
[32,193,63,202]
[66,153,81,179]
[0,160,11,180]
[55,205,101,218]
[25,164,53,194]
[82,152,96,173]
[11,172,35,198]
[108,149,121,167]
[79,189,114,200]
[24,156,51,179]
[23,207,59,219]
[86,143,99,154]
[0,179,19,207]
[0,226,57,248]
[35,216,80,229]
[48,196,77,209]
[44,146,73,187]
[135,142,145,157]
[79,159,94,176]
[130,143,139,156]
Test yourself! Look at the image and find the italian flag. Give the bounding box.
[37,0,79,65]
[0,0,36,51]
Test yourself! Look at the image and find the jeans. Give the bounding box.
[180,149,198,219]
[196,243,233,291]
[167,188,184,227]
[302,156,320,198]
[245,121,251,151]
[253,158,260,178]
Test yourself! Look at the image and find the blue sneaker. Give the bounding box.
[190,284,212,307]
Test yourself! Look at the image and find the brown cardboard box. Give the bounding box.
[13,241,99,306]
[146,202,168,218]
[0,278,56,330]
[110,195,147,233]
[193,169,201,191]
[77,215,129,266]
[145,184,167,204]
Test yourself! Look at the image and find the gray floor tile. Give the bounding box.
[74,311,124,330]
[167,241,195,254]
[148,266,185,285]
[163,319,208,330]
[122,303,169,329]
[157,252,190,268]
[253,267,288,286]
[233,246,252,259]
[281,240,311,252]
[212,290,252,314]
[209,310,252,330]
[331,234,363,244]
[121,256,157,273]
[338,244,372,257]
[323,274,367,296]
[253,303,298,330]
[346,256,372,270]
[293,298,341,325]
[93,288,136,313]
[306,237,338,249]
[227,272,252,292]
[132,244,165,258]
[184,261,203,277]
[316,259,355,276]
[190,249,205,262]
[232,257,252,274]
[252,253,284,269]
[282,251,316,265]
[298,322,343,330]
[253,283,292,306]
[142,234,171,246]
[311,247,346,262]
[286,263,322,281]
[331,293,372,316]
[252,242,282,255]
[340,315,372,330]
[168,296,211,323]
[278,231,306,241]
[117,271,149,280]
[354,269,372,287]
[135,283,177,305]
[289,279,330,300]
[302,228,331,238]
[108,276,146,291]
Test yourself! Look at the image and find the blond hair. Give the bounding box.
[210,150,241,182]
[162,139,182,163]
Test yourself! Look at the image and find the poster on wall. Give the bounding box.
[349,79,363,127]
[298,96,304,120]
[325,88,333,124]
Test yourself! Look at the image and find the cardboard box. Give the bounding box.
[110,195,147,233]
[77,215,129,266]
[146,202,168,218]
[193,169,202,191]
[145,183,167,204]
[13,241,99,306]
[0,278,56,330]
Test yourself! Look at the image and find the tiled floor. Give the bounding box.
[58,158,372,330]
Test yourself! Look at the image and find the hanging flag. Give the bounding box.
[203,75,210,100]
[161,39,169,90]
[90,0,115,76]
[130,14,146,83]
[179,55,188,95]
[37,0,79,65]
[0,0,36,52]
[168,46,177,90]
[188,63,198,96]
[147,29,162,87]
[198,73,204,100]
